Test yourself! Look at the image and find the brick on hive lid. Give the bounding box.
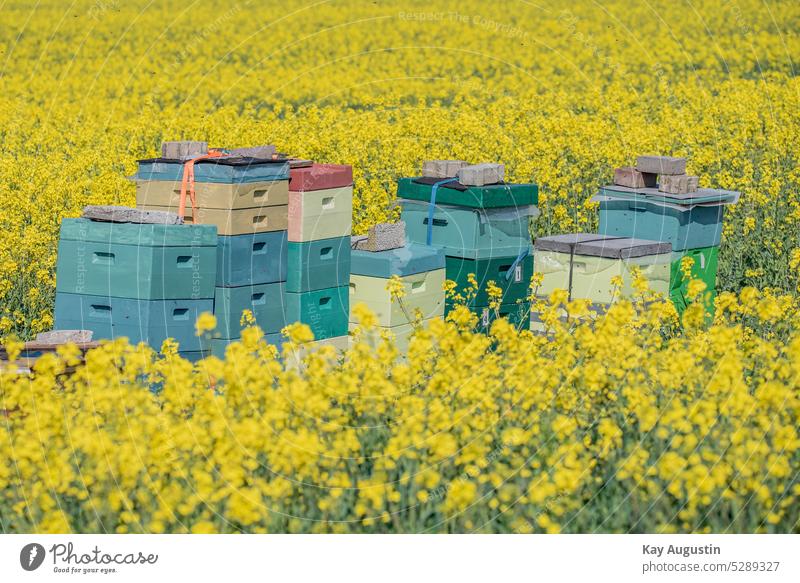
[635,155,687,176]
[82,205,183,225]
[229,145,277,159]
[457,163,505,186]
[35,330,93,344]
[161,141,208,160]
[421,160,469,179]
[613,166,656,189]
[658,174,699,195]
[352,222,406,252]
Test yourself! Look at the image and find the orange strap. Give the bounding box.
[178,149,228,218]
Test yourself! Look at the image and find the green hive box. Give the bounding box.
[445,253,533,308]
[286,286,349,340]
[534,235,671,304]
[214,282,287,339]
[286,236,351,292]
[400,199,537,260]
[349,269,446,327]
[56,219,217,300]
[670,246,718,294]
[671,288,717,320]
[397,177,538,208]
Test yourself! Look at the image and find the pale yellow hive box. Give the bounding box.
[137,203,288,236]
[135,179,289,210]
[288,186,353,242]
[349,269,445,328]
[349,317,438,355]
[534,234,672,304]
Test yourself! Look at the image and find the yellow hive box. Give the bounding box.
[535,235,671,303]
[135,179,289,210]
[138,203,288,236]
[288,186,353,242]
[349,269,445,327]
[284,335,350,370]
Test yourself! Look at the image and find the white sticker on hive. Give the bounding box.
[514,265,522,282]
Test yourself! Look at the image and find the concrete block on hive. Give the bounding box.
[229,145,276,159]
[613,166,656,189]
[421,160,468,179]
[658,174,699,195]
[82,205,182,225]
[161,141,208,160]
[35,330,93,344]
[353,222,406,252]
[635,155,687,175]
[457,163,505,186]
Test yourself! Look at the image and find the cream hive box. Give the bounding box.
[534,234,672,304]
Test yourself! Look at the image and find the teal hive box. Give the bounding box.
[56,219,217,300]
[54,293,212,352]
[400,199,537,260]
[286,236,351,292]
[594,193,734,252]
[351,243,445,277]
[214,282,287,339]
[445,253,533,308]
[217,231,287,286]
[286,286,349,340]
[448,301,530,333]
[211,333,284,359]
[397,177,538,208]
[135,157,290,184]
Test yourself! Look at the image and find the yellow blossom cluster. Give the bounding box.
[0,1,800,335]
[1,288,799,534]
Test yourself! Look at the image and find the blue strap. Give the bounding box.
[505,247,530,282]
[426,178,457,245]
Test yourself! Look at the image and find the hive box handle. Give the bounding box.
[320,247,333,260]
[89,304,112,318]
[253,241,267,254]
[411,280,426,293]
[319,296,332,309]
[172,308,189,320]
[422,218,448,227]
[176,255,194,267]
[253,189,267,199]
[253,215,268,226]
[251,293,266,304]
[92,251,115,265]
[321,196,335,210]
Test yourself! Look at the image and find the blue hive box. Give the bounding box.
[54,293,213,352]
[214,282,287,339]
[351,243,445,278]
[217,231,287,287]
[286,236,351,293]
[594,192,736,252]
[56,219,217,300]
[135,157,290,184]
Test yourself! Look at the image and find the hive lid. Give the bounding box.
[574,237,672,259]
[599,185,740,205]
[138,156,290,167]
[351,243,445,277]
[534,233,617,254]
[398,177,538,208]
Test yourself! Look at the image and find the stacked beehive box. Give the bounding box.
[350,224,445,352]
[397,161,538,331]
[54,206,217,361]
[133,142,291,357]
[285,162,353,342]
[594,155,739,316]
